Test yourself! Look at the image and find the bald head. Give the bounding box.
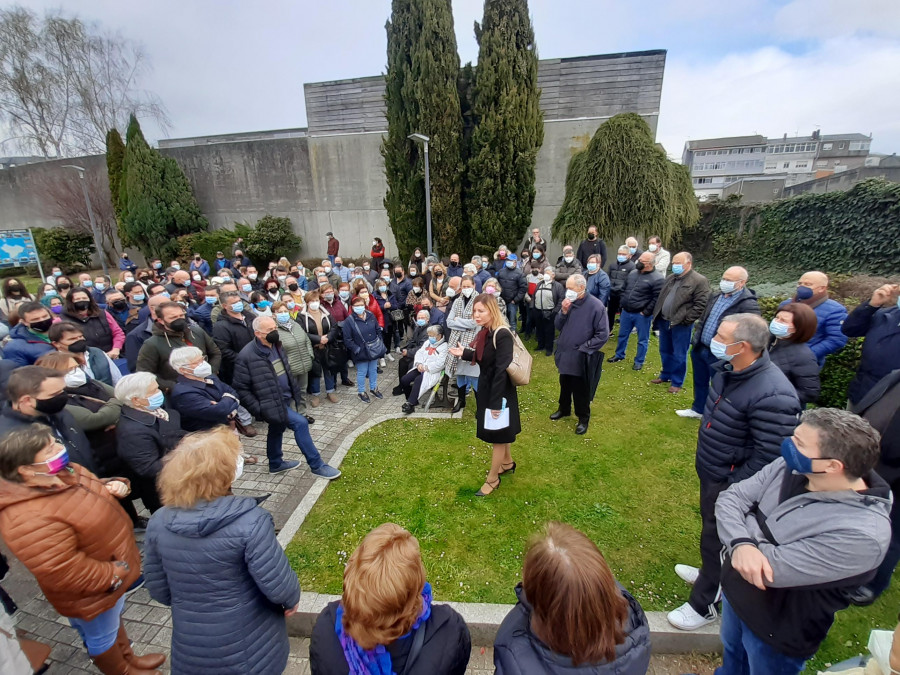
[638,251,654,271]
[147,294,169,312]
[799,271,829,295]
[672,252,693,275]
[723,266,749,283]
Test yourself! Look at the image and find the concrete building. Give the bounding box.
[0,49,666,259]
[682,136,766,201]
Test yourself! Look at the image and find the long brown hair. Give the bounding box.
[472,293,508,332]
[523,522,628,665]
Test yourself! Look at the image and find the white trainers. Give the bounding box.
[395,346,402,354]
[386,353,395,362]
[676,409,703,419]
[379,358,386,367]
[667,602,717,631]
[347,360,355,368]
[675,564,700,585]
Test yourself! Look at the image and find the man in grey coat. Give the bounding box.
[712,408,891,674]
[551,275,609,435]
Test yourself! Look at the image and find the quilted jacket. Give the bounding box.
[0,464,140,620]
[233,338,295,425]
[144,496,301,675]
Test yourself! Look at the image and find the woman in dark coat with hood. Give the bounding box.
[144,427,301,675]
[494,522,651,675]
[767,302,820,406]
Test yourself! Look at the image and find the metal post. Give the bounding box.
[27,228,46,282]
[423,140,434,258]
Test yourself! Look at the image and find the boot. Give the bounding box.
[91,641,162,675]
[117,622,166,670]
[451,386,467,413]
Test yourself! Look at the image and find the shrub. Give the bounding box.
[243,215,302,266]
[177,223,252,265]
[33,228,94,271]
[818,338,863,408]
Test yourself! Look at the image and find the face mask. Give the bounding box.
[240,283,252,293]
[543,274,552,283]
[323,294,334,302]
[359,293,369,301]
[230,301,244,313]
[124,276,134,283]
[672,264,684,276]
[53,270,62,277]
[65,368,87,388]
[363,265,370,271]
[378,285,388,293]
[628,247,637,254]
[67,339,88,354]
[57,283,71,290]
[533,252,541,260]
[234,454,244,482]
[413,287,422,295]
[769,319,791,338]
[409,270,417,277]
[795,285,814,301]
[153,262,162,269]
[34,445,70,475]
[83,280,93,288]
[353,306,365,316]
[275,312,291,324]
[428,336,438,345]
[505,262,516,269]
[29,318,54,333]
[709,338,737,361]
[204,296,217,306]
[265,330,280,345]
[132,294,145,303]
[781,437,830,475]
[485,287,496,295]
[145,390,165,411]
[565,289,578,302]
[73,300,91,311]
[435,271,443,277]
[275,276,286,283]
[324,267,332,274]
[285,282,298,292]
[564,256,574,264]
[373,241,378,247]
[192,274,201,281]
[462,287,474,298]
[43,289,57,298]
[172,264,181,271]
[51,305,63,315]
[416,318,427,327]
[35,391,69,415]
[192,361,212,378]
[635,261,646,271]
[587,263,598,272]
[395,272,403,279]
[266,286,279,294]
[285,300,296,309]
[588,233,596,240]
[719,279,737,294]
[167,318,187,333]
[160,292,171,298]
[649,244,658,253]
[306,301,319,312]
[248,273,258,281]
[445,288,457,298]
[339,290,350,300]
[481,262,488,269]
[95,283,106,292]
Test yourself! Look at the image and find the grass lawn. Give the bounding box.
[285,327,900,672]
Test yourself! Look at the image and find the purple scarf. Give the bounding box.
[335,582,433,675]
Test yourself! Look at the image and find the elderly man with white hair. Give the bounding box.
[232,316,340,479]
[554,245,583,284]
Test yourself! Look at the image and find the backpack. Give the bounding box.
[493,326,532,386]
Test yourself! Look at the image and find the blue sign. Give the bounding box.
[0,229,39,268]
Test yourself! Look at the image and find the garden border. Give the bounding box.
[279,410,723,654]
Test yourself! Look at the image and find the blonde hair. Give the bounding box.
[35,351,79,373]
[341,523,427,650]
[473,293,508,331]
[157,427,241,508]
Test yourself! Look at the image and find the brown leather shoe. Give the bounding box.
[650,378,669,385]
[327,393,339,403]
[239,424,258,438]
[668,386,682,394]
[310,396,321,408]
[117,622,166,671]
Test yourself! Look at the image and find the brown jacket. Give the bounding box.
[652,269,710,326]
[0,464,140,620]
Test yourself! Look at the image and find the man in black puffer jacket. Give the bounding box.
[609,251,663,371]
[496,255,527,332]
[668,313,800,632]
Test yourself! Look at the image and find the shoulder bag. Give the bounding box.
[492,326,532,386]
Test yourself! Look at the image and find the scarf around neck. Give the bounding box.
[335,582,433,675]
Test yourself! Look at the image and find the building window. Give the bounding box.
[816,160,827,167]
[783,162,790,169]
[839,143,844,149]
[822,142,833,150]
[765,163,777,170]
[849,141,870,151]
[795,161,809,169]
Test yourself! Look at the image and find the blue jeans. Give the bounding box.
[266,406,324,471]
[505,302,518,333]
[614,311,652,365]
[456,374,478,392]
[356,359,378,393]
[716,597,806,675]
[308,370,335,395]
[69,595,125,656]
[691,343,720,413]
[328,255,336,265]
[658,320,694,387]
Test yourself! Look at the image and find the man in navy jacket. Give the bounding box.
[842,283,900,408]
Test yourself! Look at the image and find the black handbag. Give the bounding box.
[390,308,405,322]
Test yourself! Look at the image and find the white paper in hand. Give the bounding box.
[484,408,510,430]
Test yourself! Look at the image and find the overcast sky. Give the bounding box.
[12,0,900,157]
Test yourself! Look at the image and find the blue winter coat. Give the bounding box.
[170,375,241,432]
[780,297,848,366]
[144,496,301,675]
[3,323,54,366]
[554,294,609,377]
[342,311,385,363]
[843,302,900,404]
[586,270,611,306]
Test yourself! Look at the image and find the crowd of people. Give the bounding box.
[0,227,898,675]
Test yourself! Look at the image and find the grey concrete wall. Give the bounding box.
[783,166,900,196]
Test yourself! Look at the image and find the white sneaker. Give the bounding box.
[348,360,355,368]
[667,602,717,631]
[676,409,703,419]
[379,358,386,367]
[395,346,402,354]
[386,353,395,362]
[675,564,700,585]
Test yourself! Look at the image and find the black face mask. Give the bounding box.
[435,271,443,278]
[266,330,281,345]
[635,261,646,271]
[35,392,68,415]
[449,261,459,268]
[588,233,596,240]
[67,339,88,354]
[288,283,299,292]
[111,300,128,311]
[29,318,53,333]
[167,318,187,332]
[57,283,71,291]
[73,300,91,311]
[8,286,21,295]
[395,272,403,279]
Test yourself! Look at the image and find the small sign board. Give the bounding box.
[0,229,39,268]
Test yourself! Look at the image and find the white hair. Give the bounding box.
[569,274,587,290]
[252,316,275,332]
[169,346,203,372]
[115,372,158,405]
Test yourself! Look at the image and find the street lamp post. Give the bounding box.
[61,165,109,278]
[407,133,434,257]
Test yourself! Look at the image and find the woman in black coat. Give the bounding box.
[494,523,651,675]
[114,372,185,513]
[449,293,520,496]
[768,303,821,405]
[310,523,470,675]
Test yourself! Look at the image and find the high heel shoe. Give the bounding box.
[499,461,516,476]
[475,477,500,497]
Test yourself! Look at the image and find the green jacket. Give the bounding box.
[136,322,222,392]
[276,320,314,376]
[65,380,123,431]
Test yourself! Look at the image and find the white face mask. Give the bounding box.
[65,367,87,388]
[649,244,658,252]
[461,287,474,298]
[445,288,457,298]
[543,274,552,283]
[565,289,579,302]
[234,454,244,482]
[308,301,320,311]
[192,361,212,378]
[564,255,574,263]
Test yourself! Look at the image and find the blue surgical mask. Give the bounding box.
[132,294,145,302]
[353,306,365,315]
[230,301,244,313]
[481,261,488,269]
[241,283,252,292]
[416,318,428,327]
[378,285,387,293]
[709,338,737,361]
[897,295,900,311]
[533,252,541,259]
[769,319,791,338]
[160,292,171,299]
[672,264,684,276]
[44,289,58,297]
[616,255,627,263]
[587,263,598,272]
[781,437,829,475]
[275,312,291,324]
[205,296,217,305]
[256,300,272,309]
[53,270,62,277]
[506,261,516,269]
[340,290,350,300]
[83,280,93,288]
[146,391,165,411]
[428,336,437,344]
[628,247,637,254]
[719,279,737,294]
[286,301,296,310]
[95,283,105,292]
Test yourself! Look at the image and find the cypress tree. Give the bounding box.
[551,113,699,246]
[467,0,543,253]
[382,0,464,261]
[105,128,125,230]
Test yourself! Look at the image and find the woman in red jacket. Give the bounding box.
[370,237,386,266]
